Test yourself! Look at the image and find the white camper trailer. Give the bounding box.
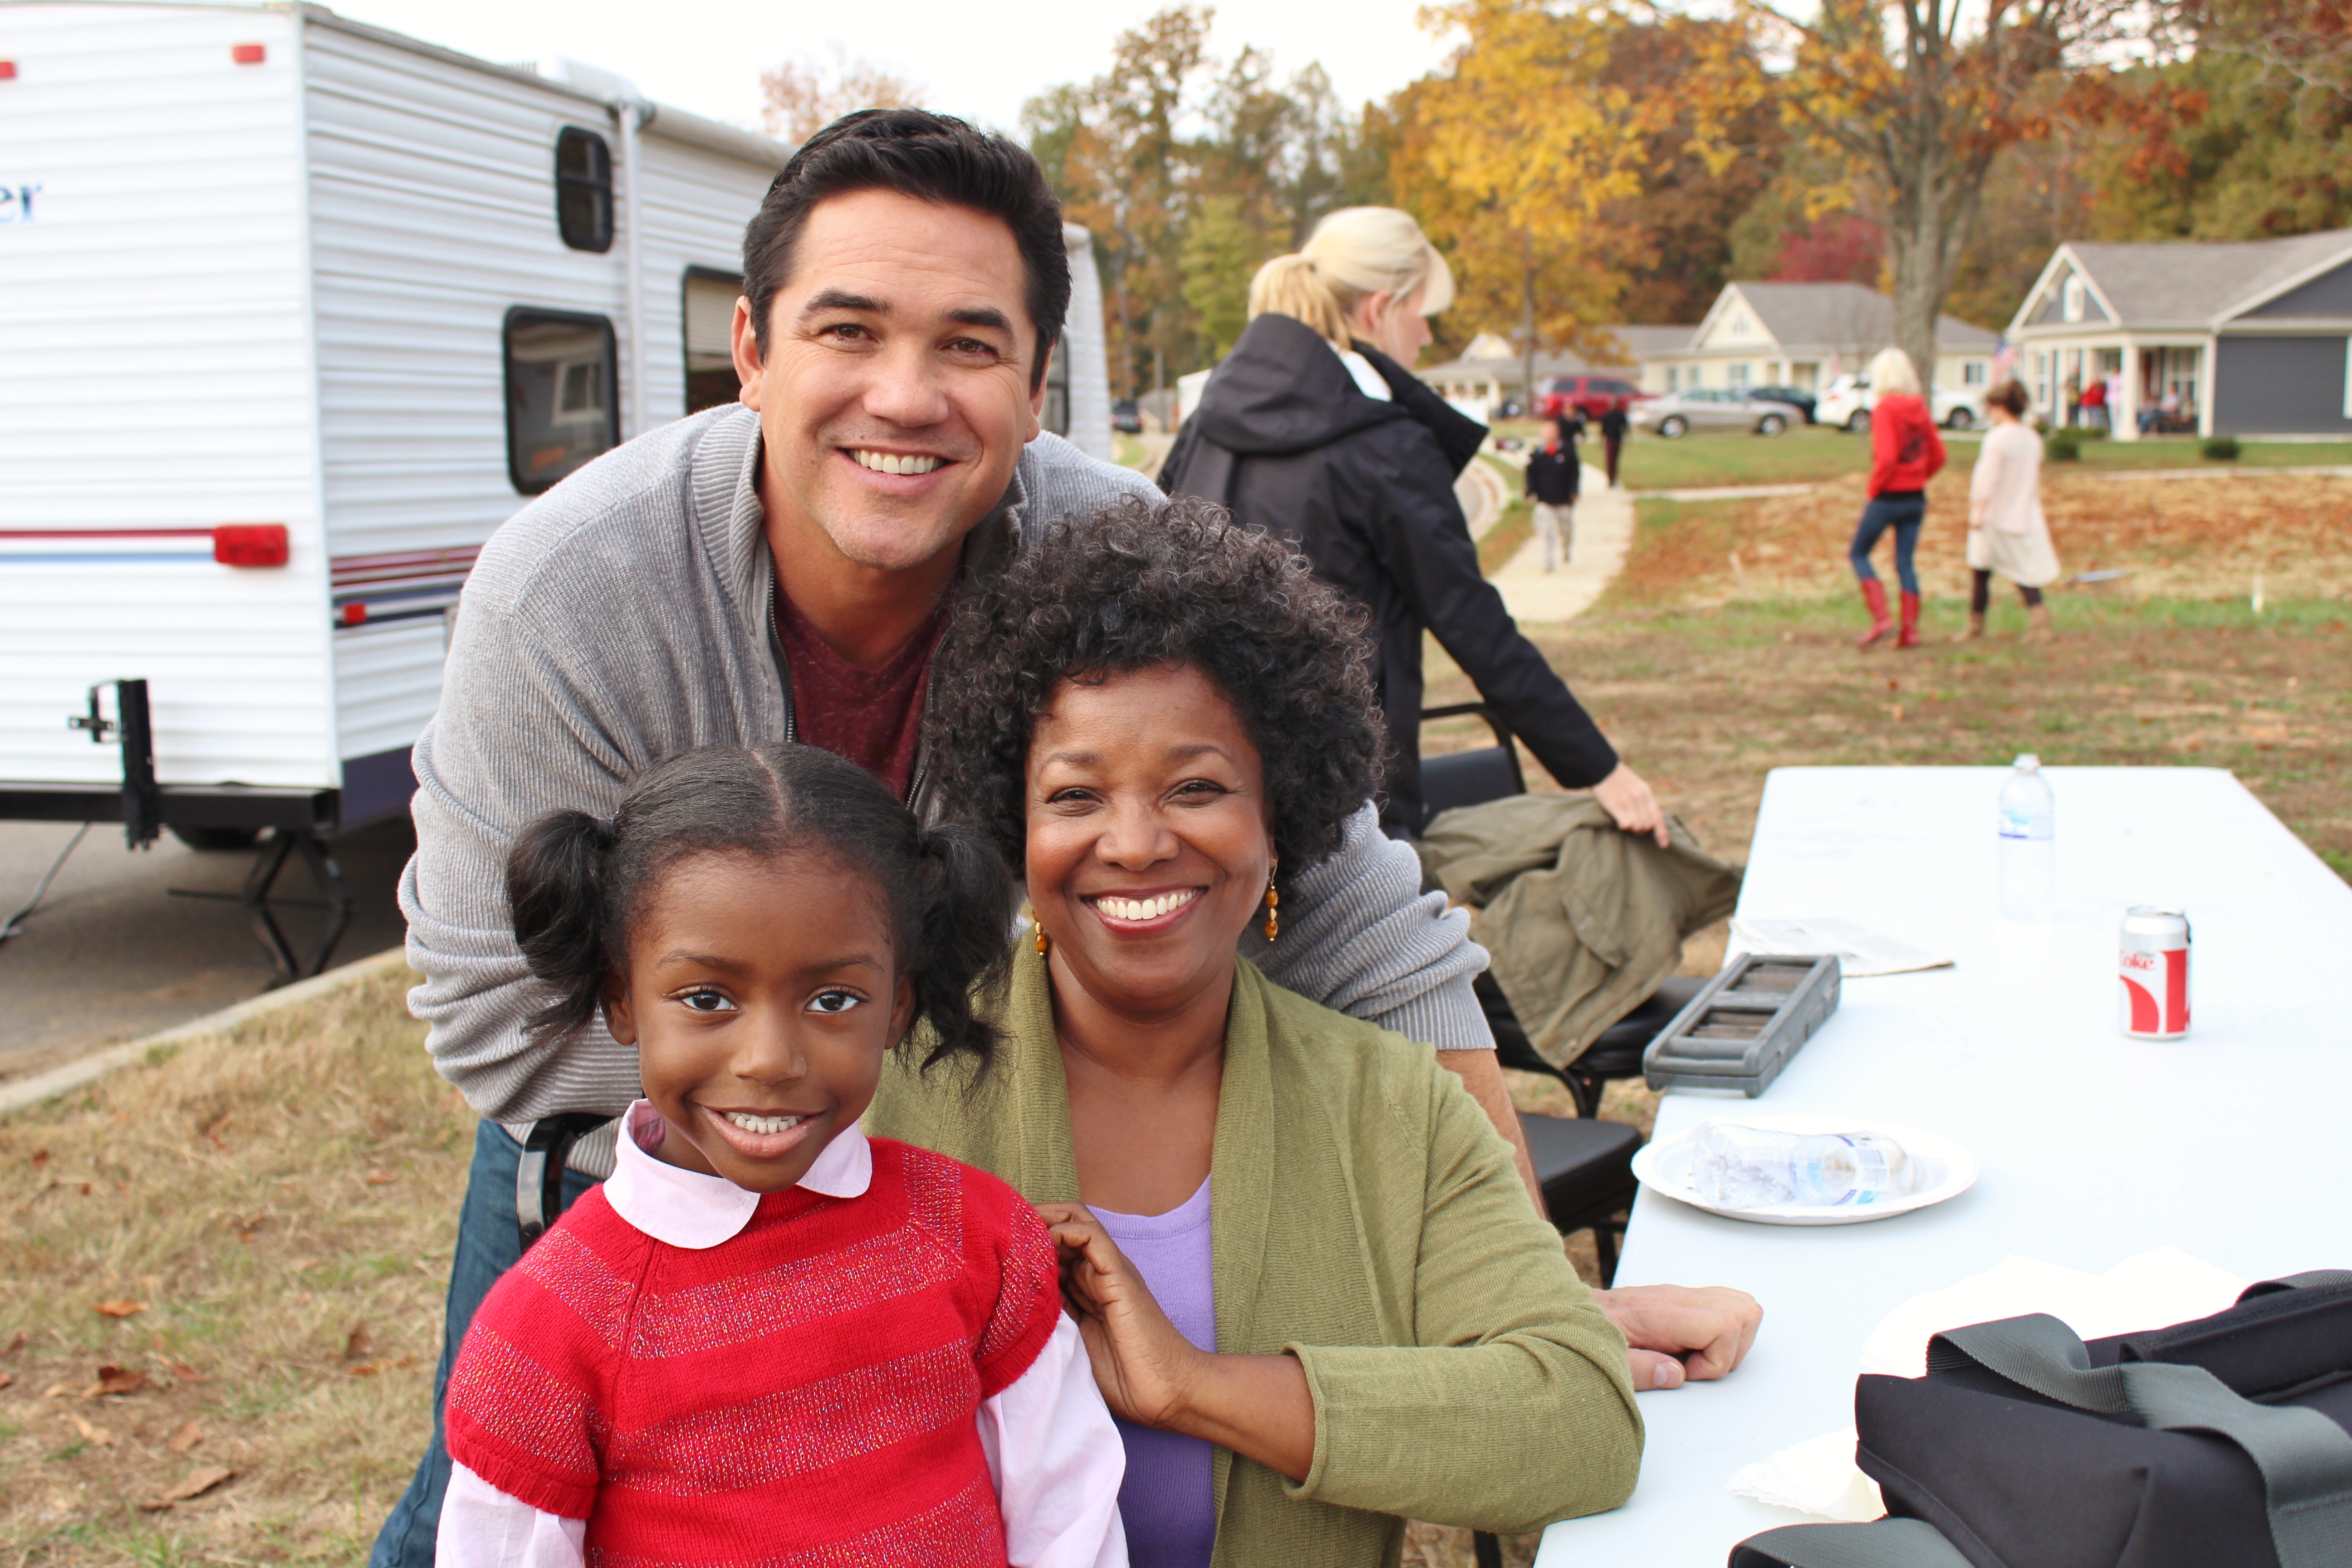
[0,3,1114,976]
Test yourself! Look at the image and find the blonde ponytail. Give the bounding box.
[1247,254,1352,347]
[1248,207,1455,352]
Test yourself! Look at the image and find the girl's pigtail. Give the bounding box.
[907,819,1015,1073]
[505,808,616,1042]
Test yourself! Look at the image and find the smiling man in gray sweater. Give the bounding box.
[378,108,1757,1568]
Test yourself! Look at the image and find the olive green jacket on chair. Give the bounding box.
[865,953,1644,1568]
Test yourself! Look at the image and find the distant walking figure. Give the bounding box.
[1524,413,1580,571]
[1848,347,1946,650]
[1598,401,1628,488]
[1963,379,2060,642]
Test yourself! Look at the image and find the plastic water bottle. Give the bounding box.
[1997,753,2056,921]
[1691,1124,1917,1210]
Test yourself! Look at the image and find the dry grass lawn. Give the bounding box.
[0,966,466,1566]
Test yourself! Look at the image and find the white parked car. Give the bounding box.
[1818,374,1984,432]
[1629,388,1807,439]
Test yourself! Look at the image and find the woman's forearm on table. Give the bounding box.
[1165,1351,1317,1483]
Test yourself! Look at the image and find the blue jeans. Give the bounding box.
[1849,491,1926,595]
[369,1122,601,1568]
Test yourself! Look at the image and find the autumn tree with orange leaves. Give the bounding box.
[1741,0,2144,388]
[1404,1,1765,404]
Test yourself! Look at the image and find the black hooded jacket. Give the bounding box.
[1159,311,1618,833]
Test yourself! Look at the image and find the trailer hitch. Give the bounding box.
[67,680,162,849]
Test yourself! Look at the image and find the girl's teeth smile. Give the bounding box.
[723,1111,806,1135]
[1094,889,1202,923]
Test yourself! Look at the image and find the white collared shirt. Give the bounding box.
[1334,345,1394,402]
[438,1103,1127,1568]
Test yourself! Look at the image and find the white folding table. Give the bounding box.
[1536,766,2352,1567]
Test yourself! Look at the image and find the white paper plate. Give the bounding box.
[1631,1114,1978,1226]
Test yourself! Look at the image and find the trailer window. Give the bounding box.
[504,309,619,494]
[682,268,743,414]
[555,128,613,253]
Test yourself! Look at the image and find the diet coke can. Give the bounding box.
[2119,906,2191,1040]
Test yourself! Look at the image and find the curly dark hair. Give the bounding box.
[923,495,1384,875]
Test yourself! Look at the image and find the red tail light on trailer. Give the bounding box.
[231,43,266,65]
[214,524,289,566]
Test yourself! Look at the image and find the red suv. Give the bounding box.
[1538,374,1651,420]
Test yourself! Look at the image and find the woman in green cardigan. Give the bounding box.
[867,497,1681,1565]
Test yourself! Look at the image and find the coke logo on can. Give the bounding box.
[2119,905,2190,1040]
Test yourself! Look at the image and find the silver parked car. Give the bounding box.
[1631,388,1806,439]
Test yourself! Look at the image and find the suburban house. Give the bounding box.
[2006,229,2352,439]
[1423,284,1998,417]
[1646,281,1999,397]
[1421,326,1698,412]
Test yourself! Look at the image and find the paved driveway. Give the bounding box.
[0,816,415,1073]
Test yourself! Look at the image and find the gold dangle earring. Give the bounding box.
[1026,902,1050,958]
[1263,870,1279,943]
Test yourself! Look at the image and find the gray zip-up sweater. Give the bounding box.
[399,405,1491,1147]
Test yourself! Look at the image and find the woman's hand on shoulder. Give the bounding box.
[1589,1283,1763,1390]
[1036,1203,1203,1429]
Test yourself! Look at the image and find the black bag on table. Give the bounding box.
[1732,1270,2352,1568]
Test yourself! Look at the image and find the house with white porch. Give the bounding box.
[1646,281,1999,397]
[2007,229,2352,439]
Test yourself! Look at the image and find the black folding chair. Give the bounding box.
[1418,703,1702,1283]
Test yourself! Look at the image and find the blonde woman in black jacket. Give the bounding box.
[1160,207,1665,845]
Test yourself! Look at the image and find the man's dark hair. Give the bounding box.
[741,109,1070,389]
[923,495,1384,876]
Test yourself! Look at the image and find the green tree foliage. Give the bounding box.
[1182,195,1258,359]
[1020,6,1395,393]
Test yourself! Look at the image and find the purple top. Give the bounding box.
[1089,1177,1216,1568]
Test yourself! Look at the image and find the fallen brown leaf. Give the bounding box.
[168,1361,207,1383]
[286,1257,319,1272]
[0,1370,13,1390]
[29,1148,49,1166]
[3,1330,24,1355]
[140,1465,236,1511]
[93,1299,147,1318]
[344,1322,375,1362]
[167,1421,204,1453]
[364,1170,396,1185]
[162,1465,234,1501]
[42,1382,77,1399]
[67,1412,113,1446]
[94,1364,150,1395]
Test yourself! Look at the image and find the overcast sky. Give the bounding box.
[328,0,1458,136]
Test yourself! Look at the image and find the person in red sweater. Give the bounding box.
[436,744,1128,1567]
[1849,347,1948,649]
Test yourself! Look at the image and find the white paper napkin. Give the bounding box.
[1728,916,1952,976]
[1727,1247,2250,1521]
[1728,1427,1886,1521]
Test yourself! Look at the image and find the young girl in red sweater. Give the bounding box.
[435,743,1126,1568]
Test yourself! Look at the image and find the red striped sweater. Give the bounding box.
[444,1137,1063,1566]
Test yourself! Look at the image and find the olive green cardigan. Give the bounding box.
[865,953,1643,1568]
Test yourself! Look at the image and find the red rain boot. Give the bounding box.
[1855,578,1893,647]
[1896,590,1922,649]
